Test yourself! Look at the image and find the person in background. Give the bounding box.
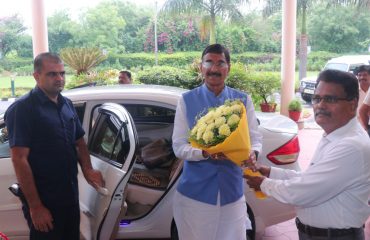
[357,65,370,135]
[5,52,104,240]
[118,70,132,84]
[172,44,262,240]
[245,69,370,240]
[357,65,370,102]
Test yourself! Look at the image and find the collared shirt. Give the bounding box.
[173,84,262,161]
[173,84,262,205]
[5,87,85,207]
[261,118,370,228]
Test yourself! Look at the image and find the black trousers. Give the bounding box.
[22,203,80,240]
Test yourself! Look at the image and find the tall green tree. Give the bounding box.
[308,4,370,53]
[48,11,82,52]
[262,0,370,80]
[160,0,250,44]
[115,1,152,53]
[0,15,26,58]
[80,1,126,53]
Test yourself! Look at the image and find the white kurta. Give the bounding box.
[172,92,262,239]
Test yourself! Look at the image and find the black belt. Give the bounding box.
[295,218,361,237]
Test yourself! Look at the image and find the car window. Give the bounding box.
[0,124,10,158]
[89,113,130,168]
[90,104,176,132]
[324,63,348,72]
[124,104,175,123]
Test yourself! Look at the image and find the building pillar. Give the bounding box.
[31,0,49,58]
[280,0,297,116]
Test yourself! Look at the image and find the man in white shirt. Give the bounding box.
[358,65,370,136]
[245,69,370,240]
[356,65,370,135]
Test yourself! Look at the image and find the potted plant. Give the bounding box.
[250,72,280,112]
[226,68,280,112]
[288,99,302,122]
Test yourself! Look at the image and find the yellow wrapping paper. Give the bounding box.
[190,103,266,199]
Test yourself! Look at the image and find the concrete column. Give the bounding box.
[31,0,49,58]
[280,0,297,116]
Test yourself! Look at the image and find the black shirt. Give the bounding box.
[5,87,85,207]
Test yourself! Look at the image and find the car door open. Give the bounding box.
[79,103,138,240]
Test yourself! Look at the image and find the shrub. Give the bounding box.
[288,98,302,112]
[0,58,33,72]
[106,52,200,69]
[226,62,251,93]
[247,72,281,104]
[137,66,200,89]
[65,69,119,89]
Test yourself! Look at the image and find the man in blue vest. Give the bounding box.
[172,44,262,240]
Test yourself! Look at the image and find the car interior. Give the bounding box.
[123,104,183,220]
[87,103,183,221]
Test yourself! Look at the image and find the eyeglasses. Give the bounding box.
[311,95,352,105]
[202,61,228,69]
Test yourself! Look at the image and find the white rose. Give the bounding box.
[214,116,226,127]
[227,114,240,126]
[219,124,231,136]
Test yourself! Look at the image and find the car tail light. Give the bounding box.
[267,136,300,165]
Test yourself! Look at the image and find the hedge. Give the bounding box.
[0,51,342,75]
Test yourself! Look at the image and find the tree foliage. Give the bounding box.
[1,0,370,61]
[0,15,27,58]
[308,4,370,52]
[48,11,81,53]
[60,47,108,75]
[160,0,250,44]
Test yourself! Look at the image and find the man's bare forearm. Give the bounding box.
[359,104,370,130]
[75,137,93,175]
[11,147,43,208]
[76,137,104,188]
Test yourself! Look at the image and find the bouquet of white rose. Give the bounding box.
[189,99,266,199]
[189,99,251,165]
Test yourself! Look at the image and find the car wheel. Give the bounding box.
[171,219,179,240]
[246,204,255,240]
[301,93,312,103]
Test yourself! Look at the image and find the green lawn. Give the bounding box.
[0,75,35,88]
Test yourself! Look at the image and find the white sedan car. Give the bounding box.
[0,85,300,240]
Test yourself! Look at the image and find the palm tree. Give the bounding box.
[262,0,370,81]
[60,47,107,75]
[160,0,250,44]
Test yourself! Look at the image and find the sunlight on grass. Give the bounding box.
[0,75,35,88]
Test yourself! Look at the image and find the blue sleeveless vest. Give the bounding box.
[177,84,249,205]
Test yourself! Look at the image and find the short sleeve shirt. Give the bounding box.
[5,87,85,207]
